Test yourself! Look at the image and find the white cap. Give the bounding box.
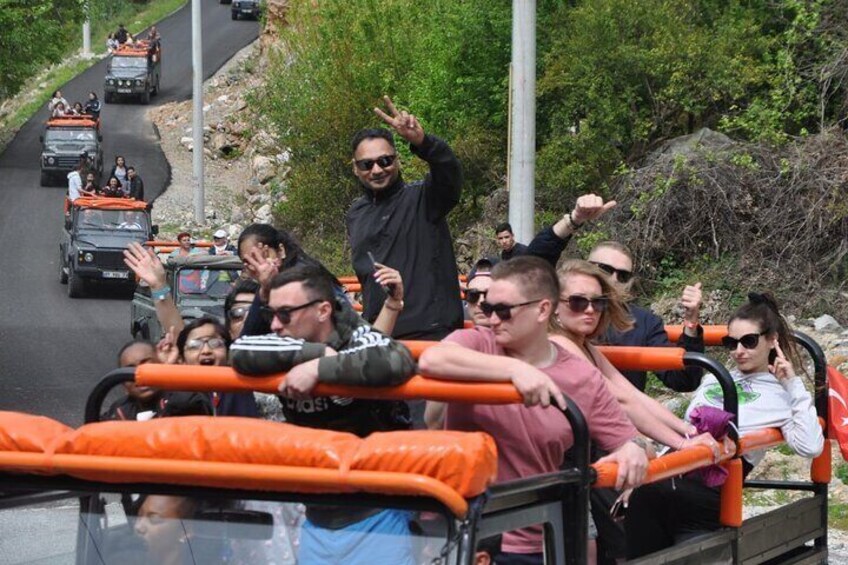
[213,229,228,239]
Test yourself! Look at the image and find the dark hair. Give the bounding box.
[269,264,336,304]
[52,90,61,98]
[115,155,125,164]
[476,534,503,558]
[236,223,341,285]
[729,292,803,373]
[127,166,136,173]
[89,91,98,99]
[107,176,120,185]
[117,339,155,366]
[176,317,231,357]
[492,256,560,306]
[495,222,513,235]
[224,279,260,322]
[351,128,395,154]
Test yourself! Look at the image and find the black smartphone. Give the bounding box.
[367,252,397,298]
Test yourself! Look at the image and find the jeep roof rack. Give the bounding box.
[70,196,149,211]
[113,39,158,57]
[46,115,99,128]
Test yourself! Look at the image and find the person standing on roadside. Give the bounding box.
[346,96,464,341]
[495,222,529,261]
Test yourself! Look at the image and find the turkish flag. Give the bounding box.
[828,365,848,461]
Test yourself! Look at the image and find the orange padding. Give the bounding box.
[666,325,728,346]
[71,197,148,210]
[0,413,496,517]
[0,412,72,452]
[137,364,525,404]
[46,117,98,128]
[592,441,736,489]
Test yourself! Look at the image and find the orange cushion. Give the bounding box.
[52,417,358,469]
[0,411,72,453]
[351,430,498,498]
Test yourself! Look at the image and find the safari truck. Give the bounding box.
[59,197,156,298]
[39,115,103,186]
[0,331,834,564]
[131,253,243,341]
[104,39,161,104]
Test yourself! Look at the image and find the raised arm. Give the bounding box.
[771,343,824,458]
[528,193,616,268]
[124,242,184,336]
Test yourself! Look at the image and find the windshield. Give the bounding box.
[111,56,148,69]
[77,210,149,232]
[44,128,96,143]
[2,492,452,564]
[177,268,241,299]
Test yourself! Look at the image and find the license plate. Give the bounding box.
[242,8,252,12]
[117,88,131,93]
[103,271,129,279]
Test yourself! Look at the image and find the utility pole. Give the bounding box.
[507,0,536,244]
[191,0,205,224]
[82,20,92,57]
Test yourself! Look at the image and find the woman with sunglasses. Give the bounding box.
[625,292,824,558]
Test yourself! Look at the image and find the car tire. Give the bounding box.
[104,92,113,104]
[40,171,50,186]
[232,11,238,19]
[141,89,150,105]
[67,266,85,298]
[153,75,160,95]
[59,252,68,285]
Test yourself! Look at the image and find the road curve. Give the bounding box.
[0,0,259,425]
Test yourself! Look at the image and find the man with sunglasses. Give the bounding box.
[346,96,463,342]
[420,256,647,565]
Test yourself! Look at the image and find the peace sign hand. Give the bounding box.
[769,341,796,382]
[373,96,425,147]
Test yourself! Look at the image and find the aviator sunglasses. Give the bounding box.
[561,295,608,313]
[721,331,768,350]
[259,299,322,325]
[465,289,487,305]
[590,261,634,284]
[479,299,542,321]
[354,154,397,172]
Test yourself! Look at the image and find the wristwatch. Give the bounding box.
[151,286,171,302]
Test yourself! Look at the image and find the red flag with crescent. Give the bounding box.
[828,366,848,461]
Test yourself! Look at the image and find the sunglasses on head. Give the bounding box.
[479,299,542,321]
[184,337,227,352]
[465,289,487,305]
[722,331,768,350]
[590,261,633,283]
[354,154,397,172]
[561,294,608,313]
[259,299,322,325]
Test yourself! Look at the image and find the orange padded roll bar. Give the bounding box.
[595,346,686,371]
[592,442,735,489]
[345,283,362,293]
[0,451,470,517]
[136,364,524,405]
[736,428,784,453]
[665,325,727,346]
[720,459,743,527]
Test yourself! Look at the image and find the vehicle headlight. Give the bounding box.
[84,252,94,263]
[47,157,55,165]
[108,79,115,85]
[135,79,143,86]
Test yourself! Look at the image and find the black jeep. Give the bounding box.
[60,198,157,298]
[232,0,261,20]
[104,40,162,104]
[40,116,103,186]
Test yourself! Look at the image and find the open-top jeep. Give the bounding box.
[130,254,243,340]
[60,197,156,298]
[104,40,162,104]
[39,115,103,186]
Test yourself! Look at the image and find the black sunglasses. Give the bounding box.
[354,154,397,172]
[561,294,608,313]
[259,299,322,325]
[228,305,250,321]
[722,331,768,351]
[479,299,542,321]
[590,261,634,283]
[465,289,487,305]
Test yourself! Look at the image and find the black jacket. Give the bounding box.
[231,301,415,436]
[128,175,144,201]
[527,226,705,391]
[501,242,529,261]
[346,134,463,340]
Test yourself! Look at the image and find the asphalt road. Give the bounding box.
[0,1,258,426]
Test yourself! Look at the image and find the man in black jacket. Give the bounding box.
[127,166,144,201]
[346,96,463,341]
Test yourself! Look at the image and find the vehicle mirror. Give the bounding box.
[192,509,274,541]
[151,225,159,235]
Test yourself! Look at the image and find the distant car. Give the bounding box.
[130,254,243,340]
[60,197,156,298]
[232,0,261,20]
[104,40,162,104]
[40,115,103,187]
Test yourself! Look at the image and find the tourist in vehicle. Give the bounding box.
[82,171,98,194]
[118,210,145,230]
[169,231,202,258]
[51,101,67,118]
[225,279,259,340]
[109,155,129,193]
[102,340,160,421]
[69,102,84,115]
[419,256,648,565]
[67,162,91,202]
[127,166,144,201]
[231,264,417,563]
[624,292,824,559]
[48,90,68,113]
[209,229,236,255]
[116,24,128,44]
[495,222,528,261]
[346,96,463,342]
[106,32,119,53]
[84,92,101,118]
[100,176,124,198]
[133,495,198,565]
